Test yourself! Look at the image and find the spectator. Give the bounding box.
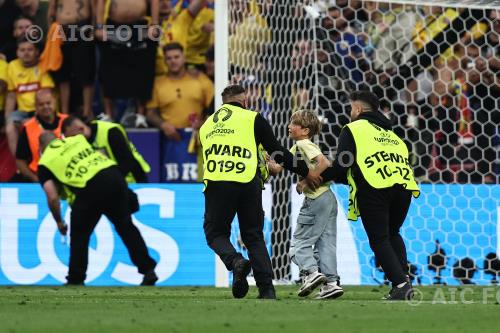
[433,57,459,99]
[47,0,96,119]
[159,0,205,48]
[364,3,418,72]
[204,45,214,81]
[0,0,22,55]
[485,9,499,71]
[228,0,271,76]
[16,89,67,182]
[95,0,159,124]
[4,38,54,154]
[327,6,368,85]
[15,0,49,39]
[412,5,444,51]
[0,16,33,62]
[192,45,216,180]
[156,0,206,75]
[463,48,499,183]
[0,57,7,112]
[186,0,214,71]
[405,68,434,105]
[228,0,247,35]
[146,42,213,182]
[0,55,17,181]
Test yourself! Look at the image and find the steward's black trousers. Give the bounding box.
[357,183,412,286]
[203,176,273,289]
[67,167,156,283]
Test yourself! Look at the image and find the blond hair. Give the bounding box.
[290,110,322,137]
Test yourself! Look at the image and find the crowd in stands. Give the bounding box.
[228,0,499,184]
[0,0,214,182]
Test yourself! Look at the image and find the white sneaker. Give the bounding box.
[135,114,148,128]
[298,271,327,297]
[315,281,344,300]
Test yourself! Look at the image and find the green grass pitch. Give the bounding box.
[0,285,498,333]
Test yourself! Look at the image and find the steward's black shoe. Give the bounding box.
[64,281,84,286]
[384,282,413,301]
[258,287,277,300]
[232,258,251,298]
[141,270,158,286]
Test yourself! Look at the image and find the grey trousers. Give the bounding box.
[289,190,339,283]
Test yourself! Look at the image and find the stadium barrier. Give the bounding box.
[0,184,498,286]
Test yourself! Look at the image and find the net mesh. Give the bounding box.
[227,0,500,284]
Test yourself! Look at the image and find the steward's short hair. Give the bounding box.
[39,131,57,150]
[349,90,380,112]
[221,84,246,101]
[290,110,322,137]
[61,115,83,133]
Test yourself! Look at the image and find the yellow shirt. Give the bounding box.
[156,8,194,75]
[186,7,214,65]
[290,139,332,199]
[6,59,55,112]
[228,2,270,71]
[162,8,193,49]
[147,72,213,128]
[413,9,487,61]
[0,59,8,111]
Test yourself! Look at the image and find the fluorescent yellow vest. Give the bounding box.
[346,119,420,220]
[92,121,151,183]
[199,104,258,184]
[38,135,116,205]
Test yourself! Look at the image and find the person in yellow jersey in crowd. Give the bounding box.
[37,131,158,286]
[0,57,7,115]
[147,42,213,182]
[0,56,18,182]
[4,38,54,154]
[185,0,214,71]
[155,0,206,75]
[228,0,271,74]
[320,91,420,301]
[199,84,322,300]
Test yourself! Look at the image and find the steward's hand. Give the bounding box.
[305,170,322,190]
[57,221,68,236]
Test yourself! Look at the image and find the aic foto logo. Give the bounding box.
[0,188,180,285]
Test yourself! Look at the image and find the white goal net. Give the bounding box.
[221,0,500,285]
